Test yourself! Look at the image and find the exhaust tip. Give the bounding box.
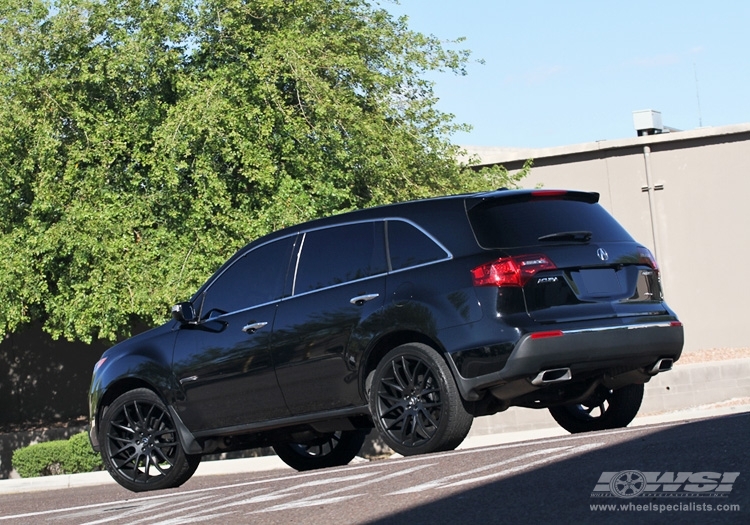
[530,367,572,386]
[648,358,674,375]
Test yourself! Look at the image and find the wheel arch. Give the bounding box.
[94,377,163,439]
[95,379,202,456]
[360,330,448,399]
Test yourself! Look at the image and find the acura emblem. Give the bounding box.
[596,248,609,261]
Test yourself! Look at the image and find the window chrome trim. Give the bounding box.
[286,217,453,299]
[199,216,455,309]
[386,217,453,263]
[198,233,299,319]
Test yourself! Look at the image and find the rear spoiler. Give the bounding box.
[466,189,600,212]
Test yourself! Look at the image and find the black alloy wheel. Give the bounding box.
[272,429,368,471]
[100,388,200,492]
[548,383,645,433]
[370,343,473,456]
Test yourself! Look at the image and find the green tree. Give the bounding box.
[0,0,526,343]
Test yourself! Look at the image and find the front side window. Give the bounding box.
[294,222,386,293]
[199,236,295,317]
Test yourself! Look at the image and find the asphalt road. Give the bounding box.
[1,412,747,524]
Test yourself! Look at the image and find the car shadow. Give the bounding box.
[364,412,749,524]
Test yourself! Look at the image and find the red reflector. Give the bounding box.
[670,321,682,327]
[94,358,107,372]
[471,254,557,287]
[530,330,564,339]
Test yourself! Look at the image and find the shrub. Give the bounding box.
[65,432,104,474]
[12,432,103,478]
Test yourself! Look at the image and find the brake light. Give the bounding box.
[531,190,568,199]
[638,247,659,270]
[530,330,564,339]
[471,255,557,287]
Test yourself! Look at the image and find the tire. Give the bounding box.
[369,343,473,456]
[272,429,368,471]
[100,388,201,492]
[548,383,644,434]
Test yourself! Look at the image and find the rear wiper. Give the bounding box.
[538,231,592,242]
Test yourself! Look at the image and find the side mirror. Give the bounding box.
[171,302,197,324]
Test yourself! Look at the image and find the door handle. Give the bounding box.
[242,321,268,334]
[349,293,380,306]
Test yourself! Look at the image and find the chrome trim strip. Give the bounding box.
[560,322,676,335]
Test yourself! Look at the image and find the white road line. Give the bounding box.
[63,495,212,525]
[78,492,248,525]
[440,443,603,489]
[148,512,238,525]
[252,464,436,514]
[389,446,579,495]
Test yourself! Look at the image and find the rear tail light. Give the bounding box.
[471,254,557,287]
[638,247,659,270]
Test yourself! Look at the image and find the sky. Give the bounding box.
[383,1,750,148]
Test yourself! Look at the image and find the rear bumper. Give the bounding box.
[448,320,684,401]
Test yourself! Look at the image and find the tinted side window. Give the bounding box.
[468,200,634,249]
[294,222,386,293]
[200,237,295,317]
[388,220,450,270]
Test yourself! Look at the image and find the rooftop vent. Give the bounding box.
[633,109,663,136]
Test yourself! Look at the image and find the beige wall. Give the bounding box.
[467,124,750,353]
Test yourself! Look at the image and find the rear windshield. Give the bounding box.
[468,199,634,249]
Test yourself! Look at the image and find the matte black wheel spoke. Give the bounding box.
[372,344,473,456]
[112,442,136,457]
[152,441,177,452]
[133,401,149,427]
[376,354,447,446]
[400,414,415,443]
[391,359,408,390]
[384,411,408,431]
[152,428,175,441]
[111,421,135,434]
[418,407,439,429]
[413,364,428,389]
[105,400,181,485]
[285,431,349,459]
[380,379,405,396]
[379,399,407,416]
[402,358,417,387]
[151,457,171,475]
[101,389,199,491]
[151,411,167,432]
[414,421,432,442]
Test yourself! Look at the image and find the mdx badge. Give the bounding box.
[596,248,609,261]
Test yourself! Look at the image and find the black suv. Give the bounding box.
[89,189,683,491]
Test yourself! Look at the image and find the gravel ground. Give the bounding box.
[677,347,750,364]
